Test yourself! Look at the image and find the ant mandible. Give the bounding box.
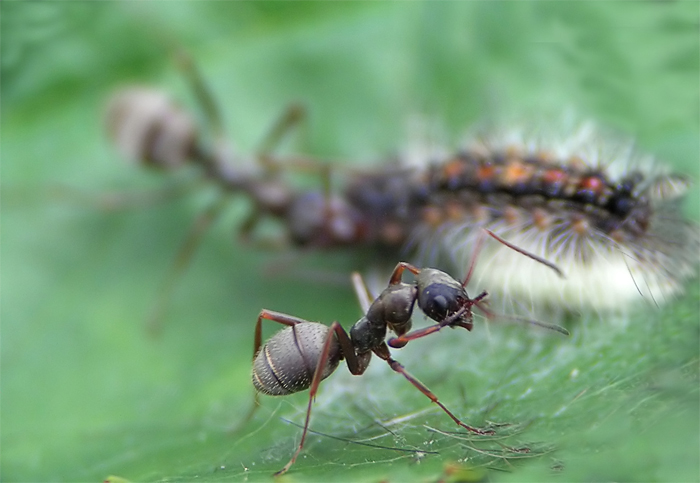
[250,229,567,476]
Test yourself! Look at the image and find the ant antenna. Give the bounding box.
[483,229,565,279]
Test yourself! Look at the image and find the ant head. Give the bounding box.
[415,268,474,329]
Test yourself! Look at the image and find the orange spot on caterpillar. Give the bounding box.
[476,164,496,181]
[500,160,534,186]
[541,169,567,185]
[443,159,466,179]
[579,176,605,194]
[422,206,444,228]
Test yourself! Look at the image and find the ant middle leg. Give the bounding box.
[372,344,494,436]
[274,321,370,477]
[351,271,375,313]
[387,306,473,349]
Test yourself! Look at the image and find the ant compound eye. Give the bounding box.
[433,295,448,311]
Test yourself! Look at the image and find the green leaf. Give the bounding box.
[3,2,698,482]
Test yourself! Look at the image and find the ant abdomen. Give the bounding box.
[252,323,341,396]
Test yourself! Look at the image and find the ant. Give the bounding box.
[250,229,567,476]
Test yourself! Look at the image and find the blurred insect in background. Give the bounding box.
[104,51,698,333]
[104,51,381,333]
[250,229,568,476]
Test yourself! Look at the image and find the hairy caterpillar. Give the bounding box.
[399,121,698,316]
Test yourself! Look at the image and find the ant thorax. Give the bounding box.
[364,283,417,337]
[348,316,386,354]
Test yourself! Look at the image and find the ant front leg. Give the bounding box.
[387,306,472,349]
[388,261,421,285]
[372,343,494,435]
[173,48,226,142]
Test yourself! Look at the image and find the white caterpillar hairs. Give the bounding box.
[405,120,699,317]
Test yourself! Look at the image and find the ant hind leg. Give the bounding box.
[373,344,494,436]
[229,310,316,436]
[274,321,367,476]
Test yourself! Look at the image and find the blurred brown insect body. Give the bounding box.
[105,85,429,250]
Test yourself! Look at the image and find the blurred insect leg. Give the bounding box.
[236,205,265,244]
[256,103,335,238]
[172,47,244,177]
[256,103,307,168]
[351,272,374,314]
[49,180,201,212]
[274,321,360,476]
[256,103,334,176]
[172,48,226,140]
[146,195,229,336]
[373,344,494,435]
[303,162,339,244]
[388,261,421,285]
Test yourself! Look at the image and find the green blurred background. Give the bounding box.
[2,2,699,482]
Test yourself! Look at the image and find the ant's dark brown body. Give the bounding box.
[251,229,567,476]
